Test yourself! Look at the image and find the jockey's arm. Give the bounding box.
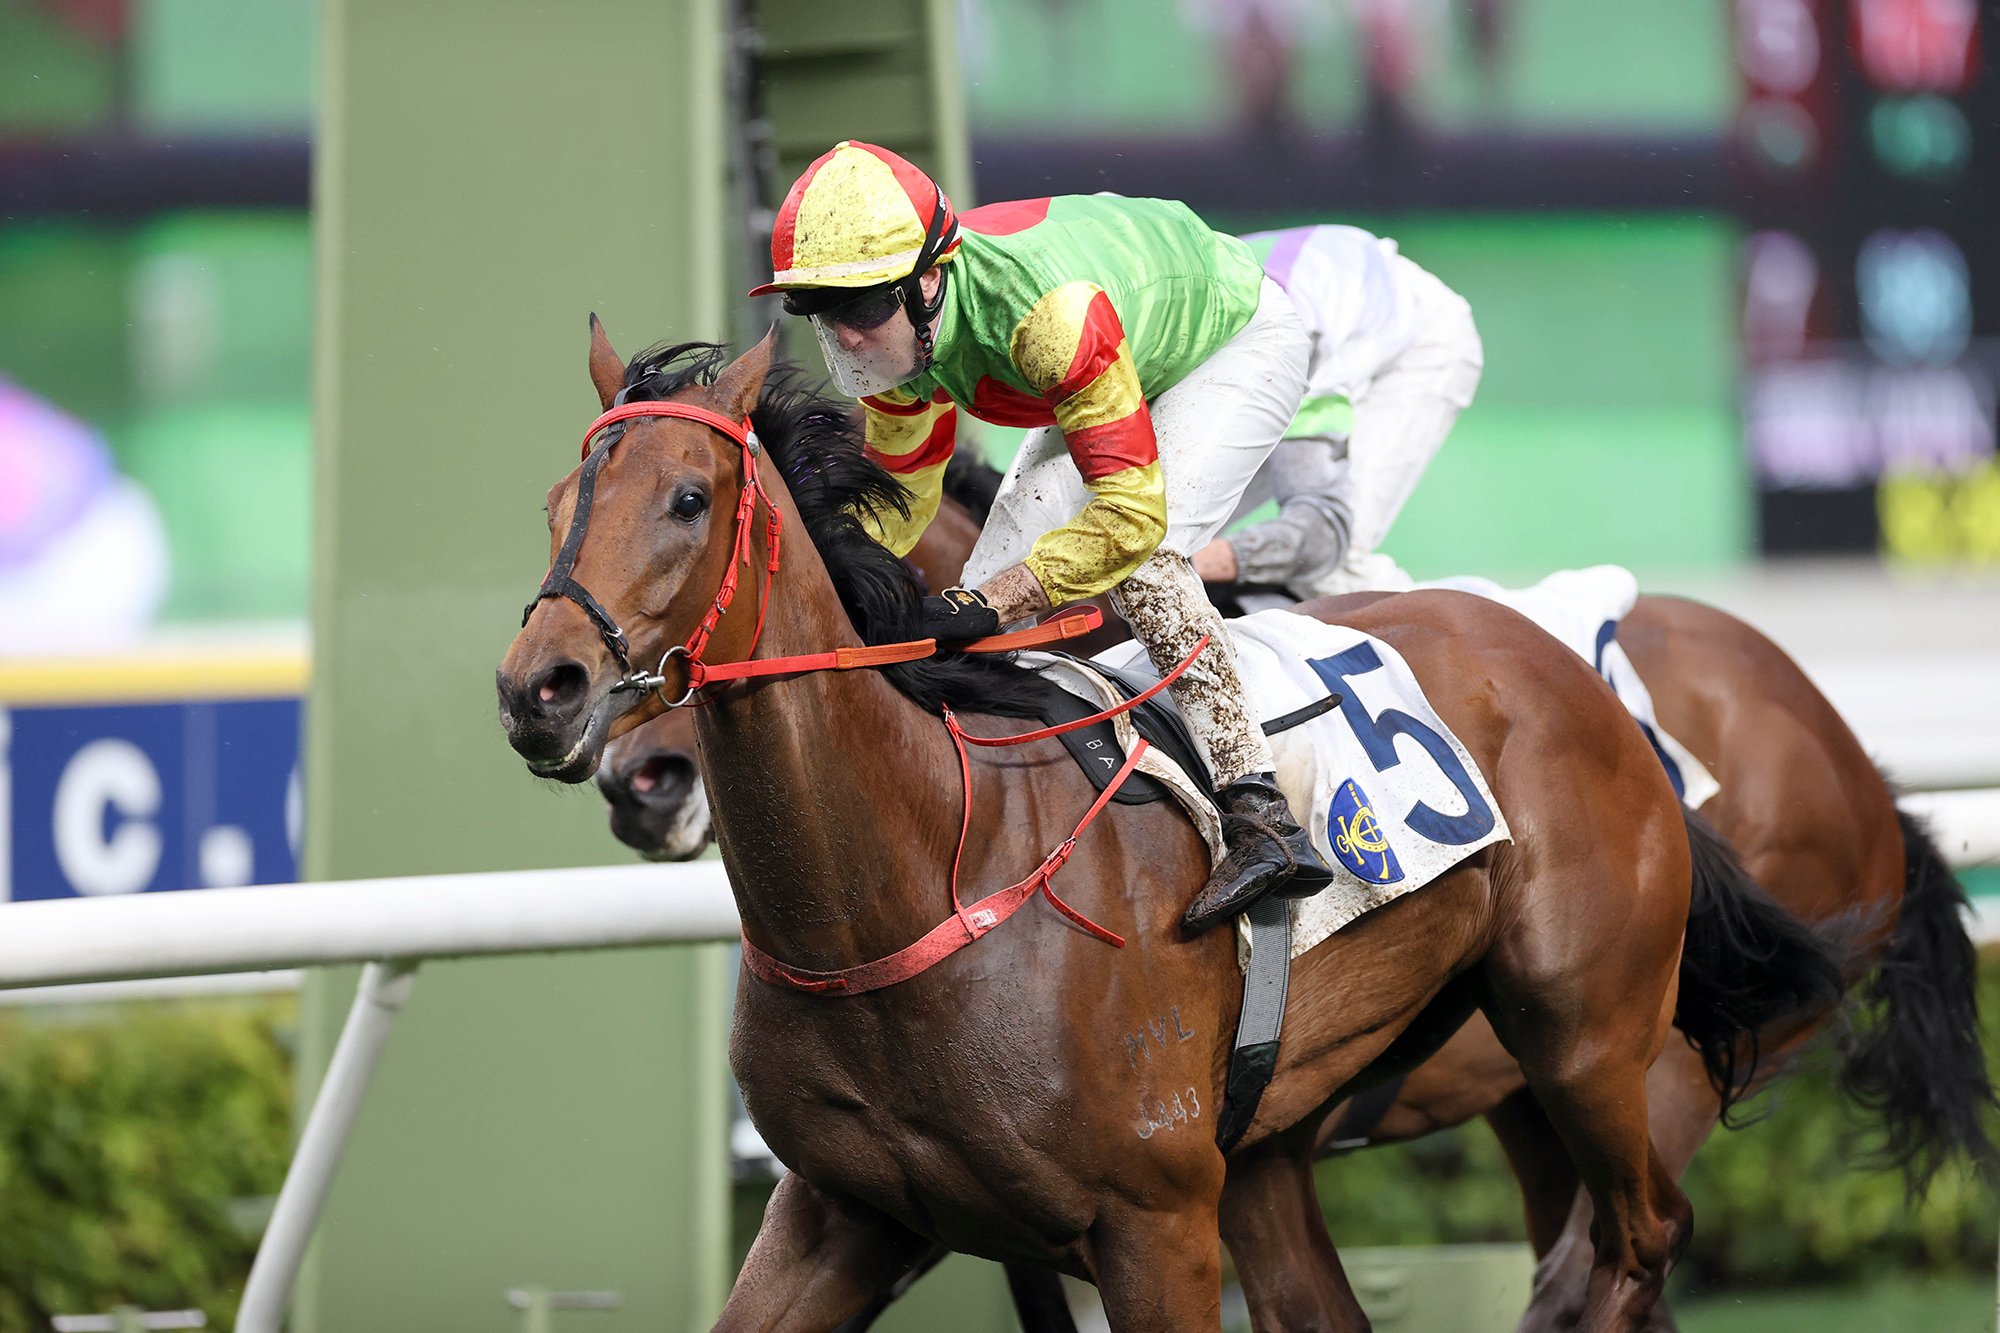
[1004,282,1168,614]
[1214,430,1354,591]
[859,387,956,557]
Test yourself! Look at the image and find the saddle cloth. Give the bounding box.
[1418,566,1719,809]
[1033,609,1515,967]
[1029,565,1719,967]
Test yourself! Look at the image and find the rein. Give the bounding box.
[741,638,1207,996]
[526,395,1211,997]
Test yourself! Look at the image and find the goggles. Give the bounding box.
[782,282,910,331]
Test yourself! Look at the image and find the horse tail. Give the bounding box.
[1673,807,1847,1120]
[1836,805,1998,1194]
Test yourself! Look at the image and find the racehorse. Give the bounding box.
[590,434,1988,1331]
[498,328,1840,1331]
[1280,599,1996,1332]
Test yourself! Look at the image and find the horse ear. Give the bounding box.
[710,327,777,421]
[588,313,625,411]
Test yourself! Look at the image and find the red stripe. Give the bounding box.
[970,376,1056,428]
[1054,291,1127,402]
[1064,413,1158,483]
[772,147,838,273]
[962,197,1052,236]
[868,410,956,475]
[863,392,931,417]
[862,142,948,223]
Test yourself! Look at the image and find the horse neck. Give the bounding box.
[693,484,963,970]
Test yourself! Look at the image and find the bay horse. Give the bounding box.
[498,329,1840,1331]
[600,523,1992,1330]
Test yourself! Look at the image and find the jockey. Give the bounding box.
[1191,225,1483,598]
[752,140,1334,931]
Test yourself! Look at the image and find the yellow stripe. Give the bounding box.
[1055,339,1144,434]
[0,652,309,705]
[864,395,950,458]
[858,458,948,559]
[1007,282,1101,395]
[1023,459,1167,604]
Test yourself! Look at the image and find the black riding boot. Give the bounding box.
[1182,772,1336,935]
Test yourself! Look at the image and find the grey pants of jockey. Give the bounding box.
[1228,257,1483,600]
[961,277,1312,788]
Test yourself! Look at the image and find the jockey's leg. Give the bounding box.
[1124,277,1331,931]
[1313,258,1482,596]
[1112,551,1272,787]
[1222,432,1355,600]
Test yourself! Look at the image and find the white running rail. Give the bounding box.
[0,793,1990,1331]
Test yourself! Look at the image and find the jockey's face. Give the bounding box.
[803,269,943,399]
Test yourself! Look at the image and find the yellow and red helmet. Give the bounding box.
[749,141,960,297]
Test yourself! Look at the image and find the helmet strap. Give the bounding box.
[904,184,957,371]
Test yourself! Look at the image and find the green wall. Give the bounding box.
[301,1,731,1329]
[1376,213,1749,580]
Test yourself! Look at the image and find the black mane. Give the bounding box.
[618,341,1048,718]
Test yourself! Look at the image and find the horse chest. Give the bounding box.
[731,996,1101,1243]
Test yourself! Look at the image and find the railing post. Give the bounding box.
[237,958,419,1333]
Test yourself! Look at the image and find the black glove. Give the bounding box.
[918,586,1001,645]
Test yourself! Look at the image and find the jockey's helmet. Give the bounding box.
[750,141,960,396]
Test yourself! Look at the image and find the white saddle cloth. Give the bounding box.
[1045,607,1514,965]
[1418,566,1719,810]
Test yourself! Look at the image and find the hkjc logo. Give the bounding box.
[1329,778,1403,884]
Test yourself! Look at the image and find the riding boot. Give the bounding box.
[1108,552,1335,934]
[1183,771,1336,935]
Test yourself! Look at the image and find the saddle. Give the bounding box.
[1032,653,1342,804]
[1033,656,1212,805]
[1024,649,1342,1153]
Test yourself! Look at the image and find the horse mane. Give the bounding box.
[941,449,1004,525]
[618,341,1048,719]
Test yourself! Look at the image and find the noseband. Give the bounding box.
[520,399,777,707]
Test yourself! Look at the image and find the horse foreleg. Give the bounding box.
[1219,1128,1372,1332]
[715,1171,934,1333]
[1089,1203,1226,1333]
[1004,1263,1081,1332]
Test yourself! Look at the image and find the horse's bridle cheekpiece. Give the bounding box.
[521,399,773,708]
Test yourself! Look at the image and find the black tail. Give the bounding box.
[1674,808,1847,1120]
[1837,807,1998,1194]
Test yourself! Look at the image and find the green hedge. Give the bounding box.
[0,998,294,1331]
[5,962,1999,1325]
[1311,963,2000,1289]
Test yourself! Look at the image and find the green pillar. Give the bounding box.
[300,1,731,1329]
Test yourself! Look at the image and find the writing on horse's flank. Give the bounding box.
[1136,1087,1202,1140]
[1124,1006,1196,1072]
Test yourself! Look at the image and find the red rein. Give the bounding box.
[580,400,1208,997]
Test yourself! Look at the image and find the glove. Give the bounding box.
[918,586,1001,646]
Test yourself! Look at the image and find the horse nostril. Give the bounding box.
[633,753,696,801]
[528,661,589,716]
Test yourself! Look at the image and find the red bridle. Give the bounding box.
[526,395,1208,996]
[531,398,1099,706]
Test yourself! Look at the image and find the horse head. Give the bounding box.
[597,709,711,859]
[496,319,776,783]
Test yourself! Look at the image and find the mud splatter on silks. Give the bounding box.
[1110,551,1273,788]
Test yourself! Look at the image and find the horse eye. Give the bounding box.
[671,488,708,522]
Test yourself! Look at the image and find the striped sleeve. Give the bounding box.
[860,386,956,557]
[1007,281,1166,604]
